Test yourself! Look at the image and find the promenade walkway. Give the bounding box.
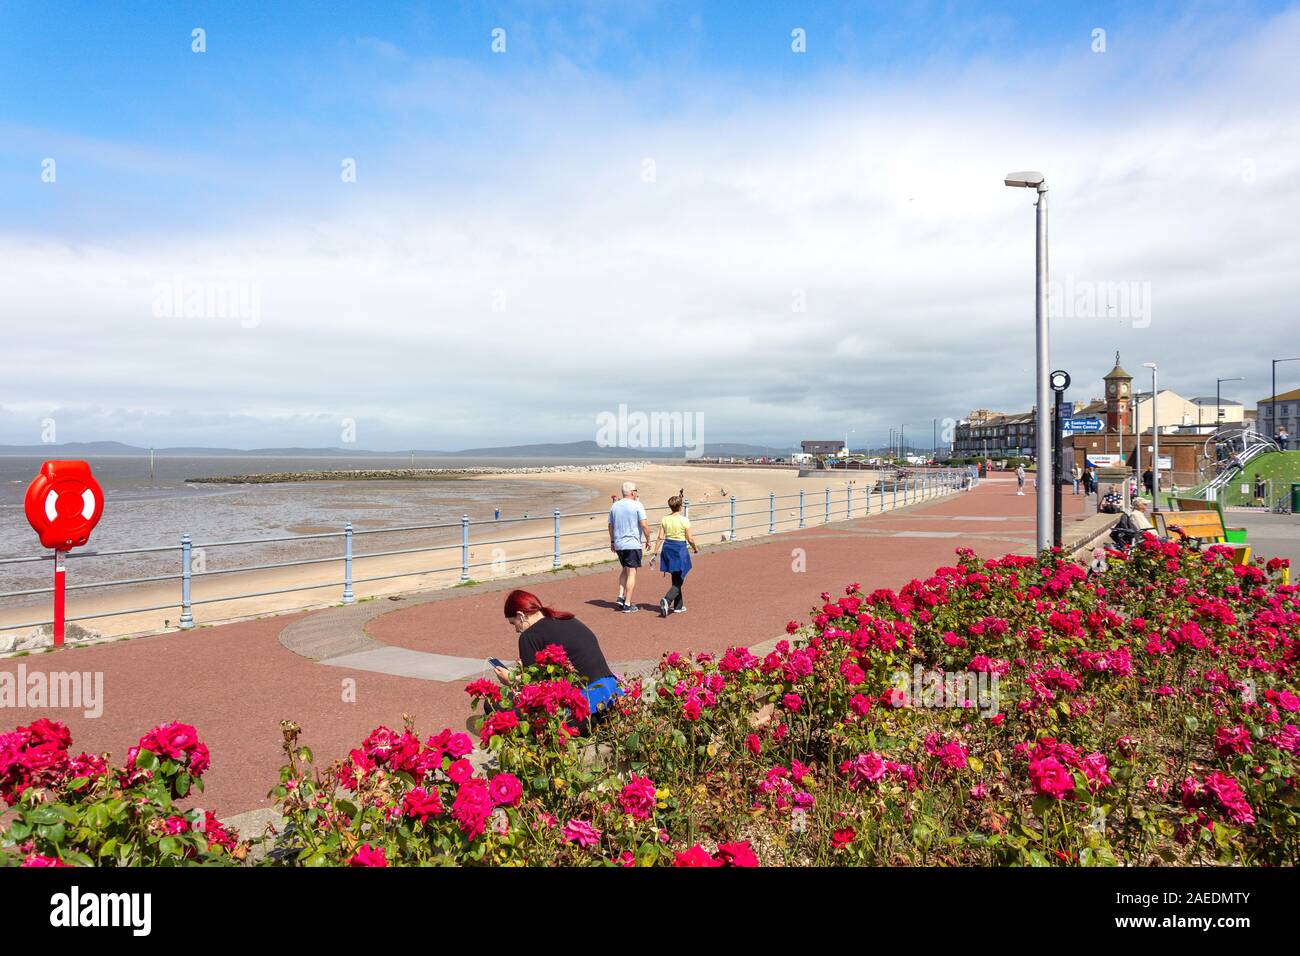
[0,474,1091,820]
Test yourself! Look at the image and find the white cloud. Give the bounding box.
[2,9,1298,449]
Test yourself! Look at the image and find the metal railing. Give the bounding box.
[1199,426,1278,499]
[0,469,972,635]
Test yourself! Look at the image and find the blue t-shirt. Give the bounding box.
[609,498,648,550]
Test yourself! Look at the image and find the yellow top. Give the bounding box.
[661,513,690,541]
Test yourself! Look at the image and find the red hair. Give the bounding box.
[503,589,574,621]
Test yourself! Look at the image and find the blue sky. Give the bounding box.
[1,1,1298,449]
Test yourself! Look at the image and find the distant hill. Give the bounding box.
[0,439,797,458]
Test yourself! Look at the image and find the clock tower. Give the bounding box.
[1103,352,1132,434]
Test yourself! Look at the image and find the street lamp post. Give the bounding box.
[1005,171,1051,552]
[1133,389,1151,485]
[1144,363,1159,508]
[1272,358,1300,442]
[1216,376,1243,432]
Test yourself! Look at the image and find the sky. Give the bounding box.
[1,0,1297,451]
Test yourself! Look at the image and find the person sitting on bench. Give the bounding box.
[1109,499,1154,550]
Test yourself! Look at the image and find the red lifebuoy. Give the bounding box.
[23,460,105,550]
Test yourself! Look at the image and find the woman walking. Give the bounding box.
[653,489,699,617]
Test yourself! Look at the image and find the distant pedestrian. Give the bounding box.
[1142,469,1153,495]
[1083,466,1098,497]
[1278,427,1291,451]
[1254,473,1266,501]
[1015,464,1026,496]
[608,481,651,613]
[652,489,699,617]
[1072,464,1082,495]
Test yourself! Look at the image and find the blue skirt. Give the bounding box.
[659,539,692,576]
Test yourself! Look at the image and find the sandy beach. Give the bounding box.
[0,463,902,645]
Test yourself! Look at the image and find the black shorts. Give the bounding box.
[616,548,643,568]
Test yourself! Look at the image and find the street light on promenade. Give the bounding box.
[1271,358,1300,441]
[1144,363,1159,508]
[1216,377,1243,430]
[1005,170,1051,552]
[1133,389,1152,481]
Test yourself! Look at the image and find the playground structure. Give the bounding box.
[1195,426,1294,512]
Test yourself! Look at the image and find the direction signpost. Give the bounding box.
[1062,417,1103,435]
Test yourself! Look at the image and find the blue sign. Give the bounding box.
[1059,402,1074,417]
[1064,417,1103,433]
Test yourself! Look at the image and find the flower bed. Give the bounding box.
[3,539,1297,866]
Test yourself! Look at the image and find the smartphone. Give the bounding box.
[487,658,507,670]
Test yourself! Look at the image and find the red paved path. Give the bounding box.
[0,476,1090,817]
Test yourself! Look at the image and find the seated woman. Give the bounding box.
[495,589,622,723]
[1109,498,1154,550]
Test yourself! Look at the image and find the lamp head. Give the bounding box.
[1004,171,1046,188]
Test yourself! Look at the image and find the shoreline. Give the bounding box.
[184,461,654,484]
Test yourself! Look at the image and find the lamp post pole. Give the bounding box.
[1145,363,1159,509]
[1003,172,1052,552]
[1272,358,1300,442]
[1216,377,1243,434]
[1134,390,1145,486]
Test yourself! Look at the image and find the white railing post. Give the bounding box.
[769,493,776,533]
[553,509,562,568]
[798,489,805,528]
[179,534,194,629]
[342,522,355,604]
[730,495,737,540]
[460,514,470,582]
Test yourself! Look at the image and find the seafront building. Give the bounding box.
[951,355,1259,491]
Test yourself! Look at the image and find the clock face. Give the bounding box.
[1107,383,1117,395]
[1120,384,1129,396]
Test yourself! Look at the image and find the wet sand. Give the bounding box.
[0,464,883,642]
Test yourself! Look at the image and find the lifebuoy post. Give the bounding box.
[23,461,105,649]
[53,550,66,646]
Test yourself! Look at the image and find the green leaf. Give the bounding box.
[134,749,159,771]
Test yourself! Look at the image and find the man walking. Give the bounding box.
[1015,463,1026,496]
[609,481,651,613]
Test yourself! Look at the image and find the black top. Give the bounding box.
[519,615,614,685]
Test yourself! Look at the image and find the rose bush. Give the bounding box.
[0,720,243,866]
[4,536,1296,866]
